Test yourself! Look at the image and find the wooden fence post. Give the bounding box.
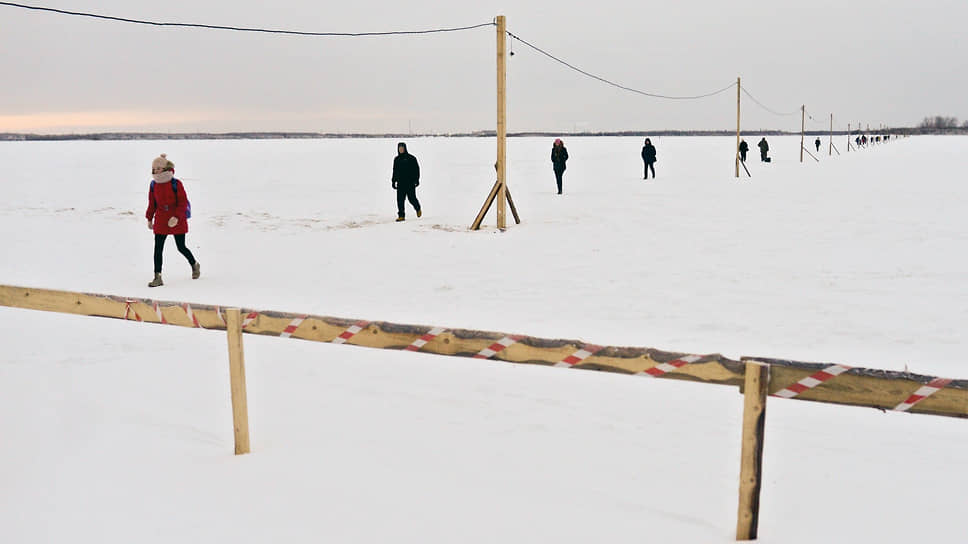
[225,308,251,455]
[736,361,769,540]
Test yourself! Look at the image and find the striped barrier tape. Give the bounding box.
[894,378,952,412]
[333,320,370,344]
[637,354,704,377]
[474,335,522,359]
[153,302,168,324]
[555,344,604,367]
[405,327,446,352]
[280,315,307,338]
[123,300,142,322]
[241,311,259,329]
[773,364,852,398]
[184,304,201,328]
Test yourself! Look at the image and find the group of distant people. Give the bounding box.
[854,134,891,147]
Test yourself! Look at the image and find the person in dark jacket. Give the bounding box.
[145,153,200,287]
[551,138,568,194]
[815,137,821,152]
[391,142,421,221]
[738,139,749,162]
[758,137,770,162]
[641,138,657,179]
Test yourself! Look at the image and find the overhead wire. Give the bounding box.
[505,30,737,101]
[0,1,494,37]
[740,87,801,117]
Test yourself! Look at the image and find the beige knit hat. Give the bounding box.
[151,153,174,172]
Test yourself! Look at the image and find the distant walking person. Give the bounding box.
[815,137,821,152]
[145,154,200,287]
[392,142,421,221]
[551,138,569,194]
[758,137,770,162]
[738,139,749,162]
[641,138,657,179]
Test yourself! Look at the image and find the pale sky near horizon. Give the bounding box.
[1,0,965,134]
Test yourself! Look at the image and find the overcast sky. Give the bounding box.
[1,0,965,133]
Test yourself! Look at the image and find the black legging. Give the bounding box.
[554,168,565,193]
[154,233,196,273]
[644,161,656,179]
[396,186,421,217]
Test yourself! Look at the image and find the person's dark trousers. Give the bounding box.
[154,233,196,274]
[740,151,747,162]
[760,152,768,162]
[644,162,655,179]
[554,168,564,194]
[396,185,421,218]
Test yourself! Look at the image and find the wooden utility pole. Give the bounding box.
[799,105,805,163]
[736,362,769,541]
[225,308,251,455]
[829,113,833,156]
[470,15,521,231]
[735,76,741,178]
[495,15,508,230]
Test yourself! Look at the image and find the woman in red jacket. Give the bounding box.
[145,154,200,287]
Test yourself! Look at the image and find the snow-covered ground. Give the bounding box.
[1,136,966,542]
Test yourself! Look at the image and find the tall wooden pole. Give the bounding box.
[496,15,508,230]
[799,105,805,163]
[735,77,741,178]
[736,361,769,541]
[225,308,251,455]
[829,113,833,156]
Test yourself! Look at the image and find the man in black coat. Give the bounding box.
[738,139,749,162]
[815,137,821,152]
[758,137,770,162]
[392,142,421,221]
[641,138,657,179]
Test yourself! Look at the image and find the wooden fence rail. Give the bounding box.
[2,283,966,540]
[1,284,965,419]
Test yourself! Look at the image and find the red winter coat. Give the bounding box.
[146,179,189,235]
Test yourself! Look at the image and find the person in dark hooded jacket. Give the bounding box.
[738,139,749,162]
[641,138,657,179]
[391,142,421,221]
[758,137,770,162]
[551,138,568,194]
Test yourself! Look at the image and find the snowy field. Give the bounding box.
[1,135,966,542]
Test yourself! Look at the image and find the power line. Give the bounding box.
[506,30,737,101]
[740,87,800,117]
[0,1,494,37]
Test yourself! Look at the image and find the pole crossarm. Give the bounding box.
[1,284,965,419]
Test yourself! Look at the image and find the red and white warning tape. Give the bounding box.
[213,305,226,327]
[473,335,522,359]
[333,320,370,344]
[555,344,604,367]
[637,354,703,377]
[241,311,259,329]
[152,302,167,324]
[183,304,201,328]
[280,315,307,338]
[123,300,142,322]
[405,327,446,352]
[773,364,852,398]
[894,377,952,412]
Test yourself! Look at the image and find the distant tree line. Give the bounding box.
[918,116,967,130]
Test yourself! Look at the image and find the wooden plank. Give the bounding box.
[225,308,250,455]
[495,15,508,230]
[747,357,968,419]
[2,284,967,420]
[506,186,521,224]
[736,362,769,541]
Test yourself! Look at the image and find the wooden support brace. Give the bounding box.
[470,180,502,230]
[736,361,769,541]
[225,308,251,455]
[506,186,521,224]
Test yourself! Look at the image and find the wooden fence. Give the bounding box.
[1,284,965,540]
